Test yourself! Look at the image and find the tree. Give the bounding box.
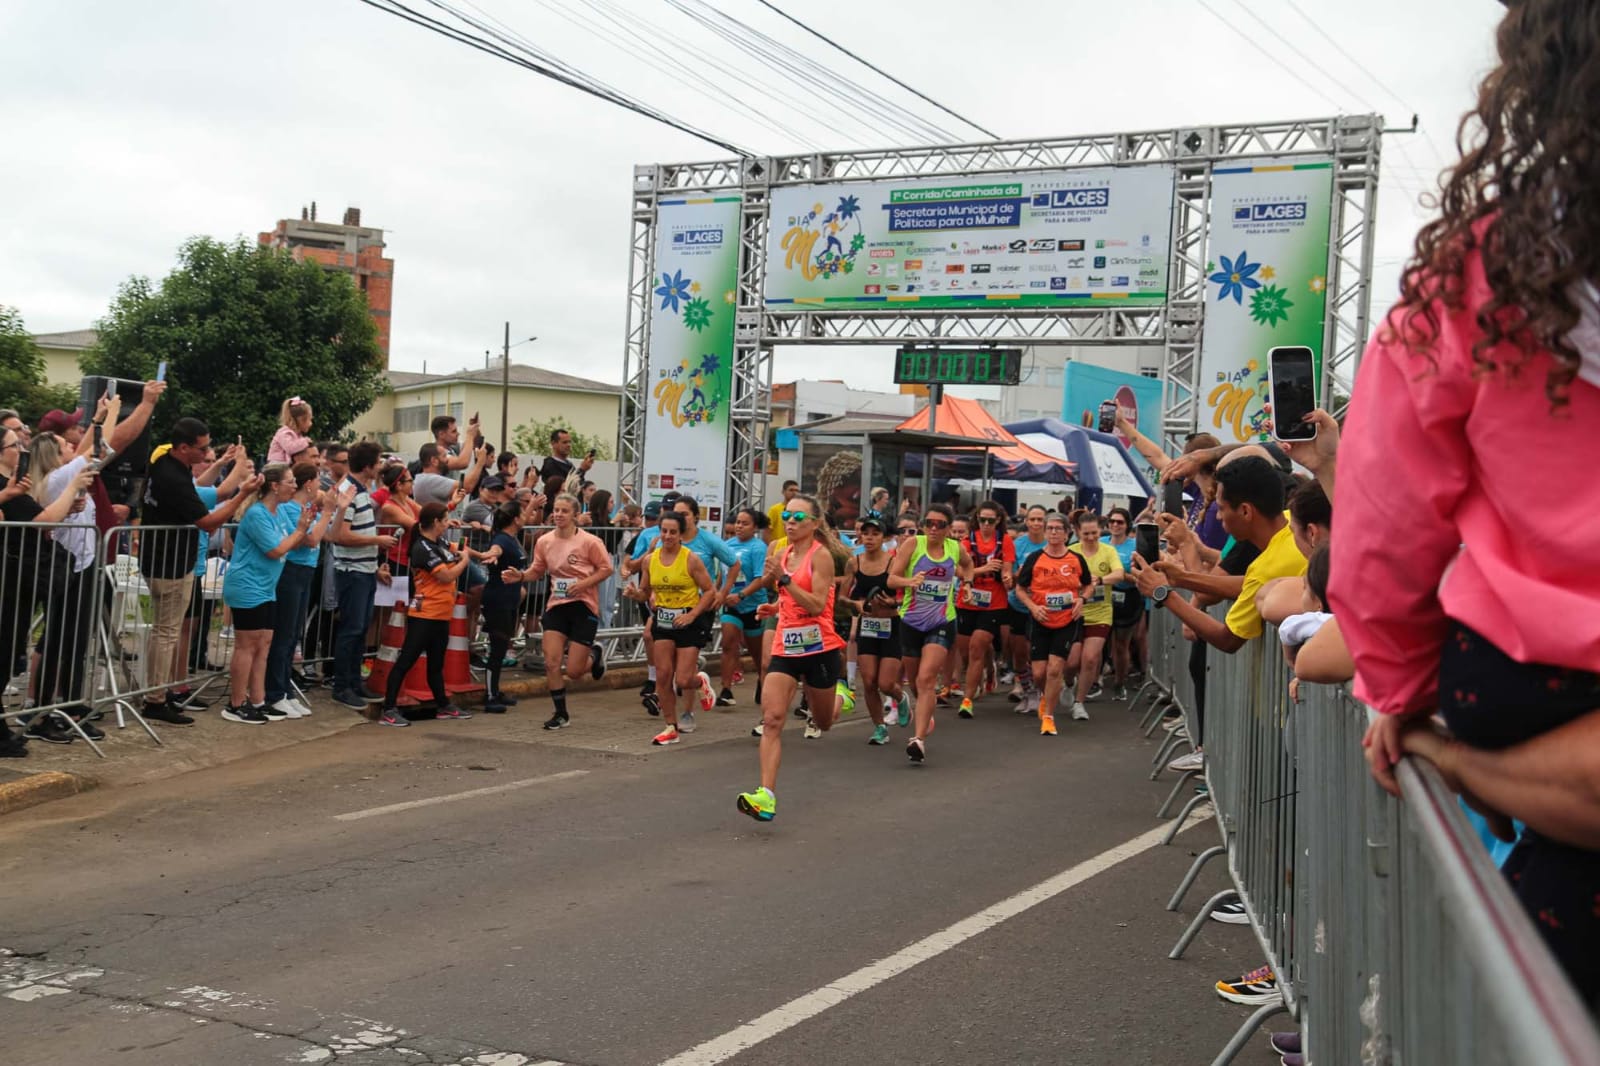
[0,306,79,422]
[82,237,387,451]
[511,413,613,461]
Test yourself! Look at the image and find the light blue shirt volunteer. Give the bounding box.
[281,501,321,567]
[223,504,294,609]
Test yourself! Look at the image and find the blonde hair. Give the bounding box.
[238,463,290,522]
[28,433,68,505]
[787,492,852,570]
[279,397,312,431]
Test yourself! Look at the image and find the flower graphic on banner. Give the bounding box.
[653,351,725,428]
[1308,275,1327,294]
[1249,284,1295,327]
[683,297,713,332]
[722,289,736,305]
[655,269,693,314]
[1209,251,1262,304]
[779,195,866,281]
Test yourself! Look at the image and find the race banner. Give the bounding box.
[1196,158,1334,442]
[764,165,1175,310]
[643,196,741,521]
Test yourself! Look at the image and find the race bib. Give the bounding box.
[1043,592,1074,611]
[781,623,825,655]
[966,588,992,608]
[1088,586,1105,602]
[1112,589,1128,606]
[860,616,893,637]
[655,606,687,629]
[916,578,951,600]
[552,577,574,599]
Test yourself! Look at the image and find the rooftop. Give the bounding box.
[32,328,99,350]
[389,363,621,395]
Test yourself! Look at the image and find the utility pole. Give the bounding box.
[501,320,510,452]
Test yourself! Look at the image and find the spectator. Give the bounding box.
[318,442,347,491]
[412,443,467,507]
[328,441,397,710]
[139,417,260,726]
[176,442,250,693]
[537,428,594,489]
[766,480,798,543]
[0,409,30,451]
[377,464,422,577]
[263,463,348,719]
[409,413,479,476]
[479,502,530,712]
[1330,0,1600,1002]
[267,397,314,464]
[495,449,519,484]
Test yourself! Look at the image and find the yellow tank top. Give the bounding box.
[649,545,698,610]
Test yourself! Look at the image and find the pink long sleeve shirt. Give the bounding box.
[1329,252,1600,718]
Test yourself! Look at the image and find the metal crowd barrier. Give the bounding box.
[1138,603,1600,1066]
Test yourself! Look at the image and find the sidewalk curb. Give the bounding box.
[493,665,651,700]
[0,770,95,817]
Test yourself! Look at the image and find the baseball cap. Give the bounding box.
[38,408,84,435]
[643,500,663,519]
[480,475,506,492]
[660,490,682,506]
[858,510,887,531]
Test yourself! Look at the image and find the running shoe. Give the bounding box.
[1269,1033,1302,1056]
[590,643,607,681]
[868,724,890,745]
[696,671,715,711]
[259,703,290,721]
[1008,684,1025,703]
[377,708,410,728]
[1039,713,1057,736]
[1168,749,1206,773]
[948,684,964,699]
[643,691,661,717]
[289,699,313,717]
[896,691,912,728]
[882,695,895,720]
[803,718,822,740]
[1210,898,1249,925]
[1071,701,1090,721]
[543,712,570,730]
[737,786,776,822]
[1085,683,1104,701]
[835,681,856,716]
[732,670,745,685]
[750,721,764,737]
[999,668,1016,687]
[958,698,974,719]
[716,688,737,707]
[270,698,306,720]
[795,694,809,717]
[679,710,697,734]
[1162,714,1186,732]
[905,736,926,764]
[436,703,472,720]
[651,725,680,746]
[1215,965,1278,1006]
[640,678,656,698]
[1114,685,1128,701]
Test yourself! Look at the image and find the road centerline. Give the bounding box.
[332,770,591,822]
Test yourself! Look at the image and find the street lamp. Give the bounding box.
[496,324,537,453]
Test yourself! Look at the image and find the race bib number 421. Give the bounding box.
[781,623,825,655]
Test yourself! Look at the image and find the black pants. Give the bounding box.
[36,566,97,710]
[386,616,450,708]
[482,599,520,698]
[1188,638,1207,745]
[1439,622,1600,1006]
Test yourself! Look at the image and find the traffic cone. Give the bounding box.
[364,608,408,701]
[443,593,482,697]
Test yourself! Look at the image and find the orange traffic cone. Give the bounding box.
[444,594,483,696]
[364,608,408,702]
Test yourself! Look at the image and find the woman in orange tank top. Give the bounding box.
[737,493,848,823]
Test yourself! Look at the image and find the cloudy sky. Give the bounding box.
[2,0,1503,391]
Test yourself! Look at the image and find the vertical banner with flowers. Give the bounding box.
[643,196,741,521]
[1197,158,1334,443]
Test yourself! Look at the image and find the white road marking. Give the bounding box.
[658,820,1186,1066]
[332,771,590,822]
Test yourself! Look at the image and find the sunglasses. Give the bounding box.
[780,510,813,522]
[1107,518,1126,525]
[897,527,917,535]
[923,519,949,529]
[978,516,998,524]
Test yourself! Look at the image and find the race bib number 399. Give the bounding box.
[860,616,892,637]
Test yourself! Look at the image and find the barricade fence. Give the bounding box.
[1141,605,1600,1066]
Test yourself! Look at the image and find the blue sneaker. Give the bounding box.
[868,724,890,745]
[896,691,912,728]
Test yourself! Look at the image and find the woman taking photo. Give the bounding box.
[377,502,499,727]
[377,463,421,577]
[222,464,315,724]
[716,507,772,708]
[633,512,716,746]
[263,463,349,719]
[842,512,907,743]
[28,431,104,736]
[737,494,849,822]
[888,504,974,764]
[268,397,314,464]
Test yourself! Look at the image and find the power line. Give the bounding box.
[1192,0,1343,111]
[1222,0,1377,111]
[748,0,1000,141]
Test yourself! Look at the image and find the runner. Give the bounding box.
[1013,512,1091,736]
[736,494,848,821]
[501,493,613,730]
[717,507,771,707]
[1066,512,1121,721]
[1006,505,1050,709]
[841,512,907,744]
[634,512,717,745]
[937,514,972,706]
[1104,506,1144,701]
[955,500,1014,719]
[888,504,974,764]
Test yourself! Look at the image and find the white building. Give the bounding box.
[996,344,1163,423]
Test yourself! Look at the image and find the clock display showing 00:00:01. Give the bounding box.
[894,349,1021,386]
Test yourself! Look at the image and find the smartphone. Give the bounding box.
[1135,522,1161,564]
[15,449,30,482]
[1268,346,1317,442]
[1162,479,1185,517]
[1097,400,1117,434]
[156,361,168,383]
[587,448,596,459]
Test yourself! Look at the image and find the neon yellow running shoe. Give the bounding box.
[958,698,975,719]
[835,681,856,716]
[737,786,776,822]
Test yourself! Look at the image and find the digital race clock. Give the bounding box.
[893,347,1023,387]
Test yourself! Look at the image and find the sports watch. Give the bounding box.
[1151,584,1172,607]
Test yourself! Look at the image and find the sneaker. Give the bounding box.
[835,681,856,716]
[1168,749,1206,773]
[1162,714,1186,732]
[259,702,291,721]
[24,719,74,745]
[651,725,680,746]
[169,690,210,712]
[750,722,764,737]
[377,707,411,728]
[590,643,607,681]
[1215,965,1278,1005]
[896,691,912,728]
[1026,691,1043,716]
[642,692,661,717]
[947,684,964,699]
[0,738,27,758]
[1210,898,1249,925]
[868,724,890,745]
[486,692,518,707]
[1008,684,1025,703]
[142,702,195,726]
[1281,1055,1304,1066]
[290,699,313,717]
[543,712,570,730]
[958,698,974,719]
[1269,1033,1302,1056]
[716,689,737,707]
[1114,686,1128,701]
[882,695,895,719]
[679,710,697,734]
[935,685,951,706]
[905,736,926,764]
[639,678,656,697]
[482,699,508,714]
[1070,701,1090,721]
[736,786,776,822]
[1085,683,1104,701]
[358,687,384,702]
[332,689,369,711]
[803,718,822,740]
[500,654,520,668]
[271,698,306,720]
[436,703,472,720]
[73,720,106,741]
[1039,713,1057,736]
[696,671,715,711]
[731,670,745,685]
[222,704,268,725]
[999,669,1016,687]
[794,698,809,718]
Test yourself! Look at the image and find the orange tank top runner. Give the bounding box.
[770,541,847,658]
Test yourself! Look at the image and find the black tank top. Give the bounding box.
[851,558,892,603]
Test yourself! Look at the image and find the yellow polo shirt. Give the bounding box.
[1226,522,1308,641]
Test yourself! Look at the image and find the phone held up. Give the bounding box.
[1096,400,1118,434]
[1161,479,1185,518]
[1267,346,1317,442]
[1135,522,1161,565]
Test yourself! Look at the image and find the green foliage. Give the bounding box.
[82,237,387,450]
[511,413,613,461]
[0,307,79,421]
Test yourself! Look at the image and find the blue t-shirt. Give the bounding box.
[282,501,320,567]
[1110,536,1138,585]
[723,534,770,608]
[1008,534,1049,611]
[223,504,293,608]
[630,526,739,574]
[193,485,219,578]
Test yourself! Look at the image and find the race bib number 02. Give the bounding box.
[781,623,825,655]
[860,616,893,637]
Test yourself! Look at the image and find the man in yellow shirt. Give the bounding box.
[1066,513,1122,721]
[765,480,799,543]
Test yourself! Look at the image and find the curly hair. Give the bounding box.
[1391,0,1600,407]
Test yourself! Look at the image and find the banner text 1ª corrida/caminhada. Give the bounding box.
[763,165,1176,311]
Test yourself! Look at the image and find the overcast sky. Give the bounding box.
[2,0,1503,393]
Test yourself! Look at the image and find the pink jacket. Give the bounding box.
[268,426,312,464]
[1330,251,1600,717]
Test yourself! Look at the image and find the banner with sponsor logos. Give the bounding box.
[1196,158,1334,443]
[643,196,741,521]
[763,165,1175,310]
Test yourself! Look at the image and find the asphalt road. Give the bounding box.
[0,682,1280,1066]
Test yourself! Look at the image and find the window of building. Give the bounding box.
[1043,367,1063,387]
[1019,365,1037,385]
[1139,367,1160,379]
[394,404,431,433]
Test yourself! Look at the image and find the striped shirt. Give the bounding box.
[331,474,378,574]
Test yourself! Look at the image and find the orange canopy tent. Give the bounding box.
[895,396,1076,481]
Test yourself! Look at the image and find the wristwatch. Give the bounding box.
[1151,584,1172,607]
[778,574,792,588]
